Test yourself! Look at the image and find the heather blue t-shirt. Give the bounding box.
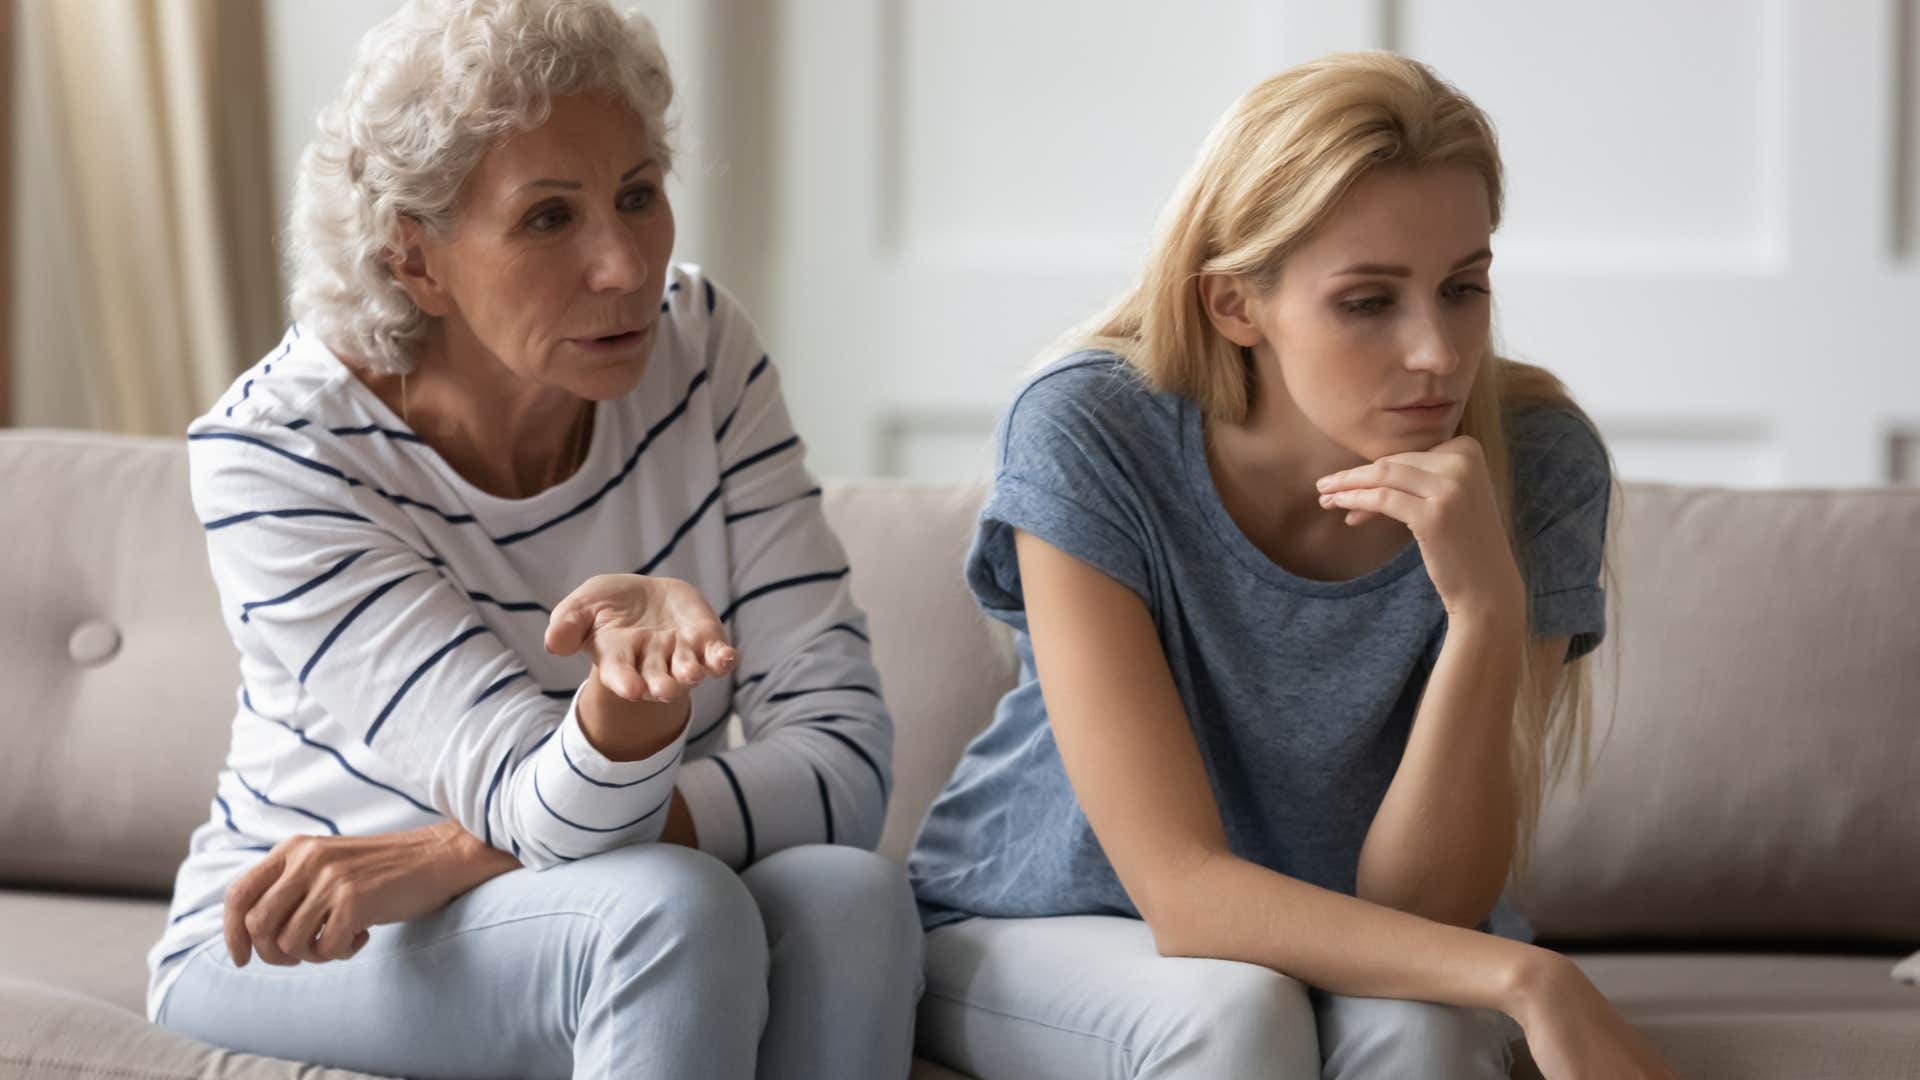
[908,352,1610,940]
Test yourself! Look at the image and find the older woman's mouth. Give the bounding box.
[568,324,654,355]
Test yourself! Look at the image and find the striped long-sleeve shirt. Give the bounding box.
[146,264,891,1019]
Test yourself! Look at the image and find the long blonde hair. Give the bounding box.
[1073,51,1612,872]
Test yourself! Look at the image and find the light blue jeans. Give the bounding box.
[158,843,924,1079]
[917,914,1519,1079]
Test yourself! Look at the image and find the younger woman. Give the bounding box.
[909,52,1674,1080]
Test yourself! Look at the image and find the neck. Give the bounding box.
[1209,350,1367,532]
[370,318,593,499]
[1204,347,1407,577]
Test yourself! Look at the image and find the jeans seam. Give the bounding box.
[922,986,1136,1074]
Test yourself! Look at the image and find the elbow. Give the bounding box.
[1131,853,1220,959]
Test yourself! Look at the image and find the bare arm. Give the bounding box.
[1016,529,1535,1006]
[1015,528,1674,1078]
[1354,622,1568,928]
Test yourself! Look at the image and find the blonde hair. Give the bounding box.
[1073,51,1613,872]
[286,0,675,374]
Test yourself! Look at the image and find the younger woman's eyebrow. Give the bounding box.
[1332,247,1493,278]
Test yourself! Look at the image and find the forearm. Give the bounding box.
[1154,850,1543,1016]
[1355,614,1523,926]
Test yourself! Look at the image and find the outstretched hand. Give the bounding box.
[545,573,739,702]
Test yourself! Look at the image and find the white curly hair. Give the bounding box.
[285,0,675,374]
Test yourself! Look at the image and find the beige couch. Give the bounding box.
[2,429,1916,1080]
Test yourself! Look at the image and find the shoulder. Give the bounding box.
[197,326,368,434]
[1503,405,1612,537]
[187,331,416,517]
[657,263,764,388]
[996,350,1172,463]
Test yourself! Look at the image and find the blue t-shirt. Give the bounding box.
[907,352,1610,939]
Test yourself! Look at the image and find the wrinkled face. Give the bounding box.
[1252,165,1493,460]
[411,93,674,400]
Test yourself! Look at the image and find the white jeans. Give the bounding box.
[917,914,1519,1079]
[159,843,924,1079]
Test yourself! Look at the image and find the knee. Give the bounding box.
[744,846,921,984]
[561,844,768,978]
[747,846,919,943]
[1141,962,1318,1075]
[1318,996,1513,1080]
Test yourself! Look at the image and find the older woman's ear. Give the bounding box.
[387,218,455,318]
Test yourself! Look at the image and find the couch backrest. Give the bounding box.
[2,431,1915,944]
[1514,483,1920,943]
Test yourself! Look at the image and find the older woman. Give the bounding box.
[144,1,921,1076]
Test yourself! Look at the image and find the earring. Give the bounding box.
[401,369,411,426]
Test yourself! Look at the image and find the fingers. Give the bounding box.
[279,884,333,964]
[544,601,593,657]
[670,639,703,684]
[314,899,365,962]
[1321,485,1425,527]
[222,851,284,967]
[597,652,649,701]
[638,641,682,702]
[703,637,738,675]
[1318,457,1449,500]
[242,870,306,967]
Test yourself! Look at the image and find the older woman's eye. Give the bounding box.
[526,206,571,233]
[1340,295,1392,316]
[619,184,657,212]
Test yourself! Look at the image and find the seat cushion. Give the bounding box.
[0,889,168,1015]
[1512,952,1920,1080]
[0,979,393,1080]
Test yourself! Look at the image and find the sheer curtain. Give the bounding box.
[11,0,278,434]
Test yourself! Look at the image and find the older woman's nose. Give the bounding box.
[585,219,650,294]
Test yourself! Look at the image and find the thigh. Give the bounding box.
[919,914,1321,1080]
[157,843,748,1080]
[1311,989,1520,1080]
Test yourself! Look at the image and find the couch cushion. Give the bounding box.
[0,889,167,1015]
[0,978,397,1079]
[1515,485,1920,944]
[822,483,1013,863]
[1537,952,1920,1080]
[0,432,240,896]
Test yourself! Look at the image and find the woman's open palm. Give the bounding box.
[545,574,738,702]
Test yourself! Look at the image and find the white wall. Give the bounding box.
[261,0,1920,487]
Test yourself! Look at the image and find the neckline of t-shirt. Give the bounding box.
[314,340,619,517]
[1179,396,1426,597]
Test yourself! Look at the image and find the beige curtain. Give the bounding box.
[12,0,278,435]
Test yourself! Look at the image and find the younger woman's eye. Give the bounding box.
[1340,295,1393,316]
[1442,281,1491,302]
